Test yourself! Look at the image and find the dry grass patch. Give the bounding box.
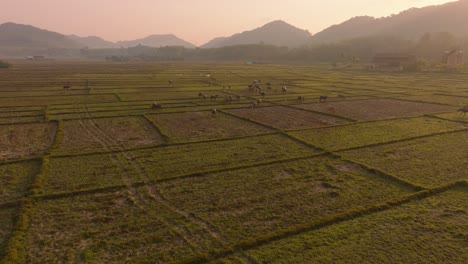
[0,122,57,160]
[147,111,272,142]
[225,106,347,130]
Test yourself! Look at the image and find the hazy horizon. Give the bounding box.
[1,0,457,45]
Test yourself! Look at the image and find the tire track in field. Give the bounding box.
[75,102,256,261]
[72,102,200,251]
[72,102,146,208]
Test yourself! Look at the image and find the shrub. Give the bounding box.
[0,60,11,68]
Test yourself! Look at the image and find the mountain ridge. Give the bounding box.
[201,20,312,48]
[310,0,468,44]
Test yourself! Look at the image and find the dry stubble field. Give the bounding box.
[0,60,467,263]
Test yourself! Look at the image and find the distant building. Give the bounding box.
[372,53,416,70]
[445,49,464,69]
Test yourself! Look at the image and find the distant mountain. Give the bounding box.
[201,20,312,48]
[201,37,229,49]
[310,0,468,44]
[0,22,82,49]
[117,34,196,48]
[68,35,116,49]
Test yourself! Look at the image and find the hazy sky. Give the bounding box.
[1,0,456,45]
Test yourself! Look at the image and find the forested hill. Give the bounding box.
[310,0,468,44]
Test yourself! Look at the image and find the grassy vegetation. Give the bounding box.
[0,122,57,160]
[25,189,223,263]
[0,60,10,69]
[158,155,416,245]
[340,131,468,188]
[0,208,17,258]
[0,61,466,263]
[295,98,456,121]
[290,116,467,151]
[218,186,467,264]
[0,161,41,203]
[147,111,273,142]
[225,105,348,130]
[54,116,165,155]
[43,134,316,195]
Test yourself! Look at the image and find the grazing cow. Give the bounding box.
[260,91,266,97]
[198,92,204,97]
[169,80,173,85]
[319,96,328,102]
[257,99,263,105]
[251,102,258,108]
[297,96,304,102]
[211,109,217,117]
[210,95,218,100]
[226,95,233,102]
[236,95,241,100]
[282,86,287,93]
[337,94,346,100]
[228,85,231,90]
[63,85,70,90]
[458,106,468,116]
[151,102,162,109]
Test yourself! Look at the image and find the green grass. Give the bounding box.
[0,161,41,203]
[44,134,316,194]
[24,188,223,263]
[340,131,468,188]
[54,116,165,155]
[295,98,456,121]
[147,111,273,142]
[159,155,416,247]
[0,208,17,258]
[217,187,467,264]
[290,116,467,151]
[1,61,467,263]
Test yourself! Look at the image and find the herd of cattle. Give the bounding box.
[62,80,467,117]
[150,80,352,117]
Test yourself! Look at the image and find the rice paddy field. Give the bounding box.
[0,60,467,263]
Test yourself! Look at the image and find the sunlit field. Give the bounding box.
[0,60,467,263]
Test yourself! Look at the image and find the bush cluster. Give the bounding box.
[0,60,11,68]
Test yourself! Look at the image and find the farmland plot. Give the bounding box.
[147,111,273,142]
[290,117,467,151]
[295,98,456,121]
[0,208,17,257]
[225,106,348,130]
[219,187,467,264]
[0,94,119,107]
[55,116,165,155]
[24,189,223,263]
[158,156,416,250]
[340,131,468,188]
[397,94,468,106]
[0,122,57,160]
[44,134,315,194]
[0,160,41,203]
[1,61,467,263]
[0,116,45,125]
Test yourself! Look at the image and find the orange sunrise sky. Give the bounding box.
[0,0,457,45]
